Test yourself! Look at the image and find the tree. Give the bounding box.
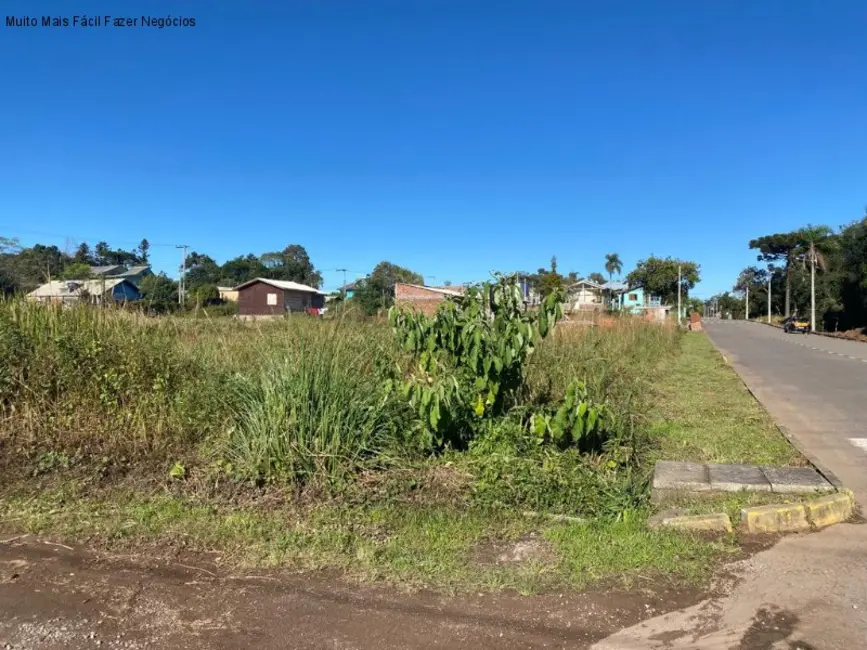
[7,244,68,290]
[587,271,606,285]
[839,214,867,329]
[139,274,179,314]
[536,256,565,298]
[59,262,93,281]
[193,283,220,307]
[796,225,836,331]
[626,257,700,306]
[749,232,801,317]
[220,254,266,286]
[352,261,424,315]
[259,244,322,287]
[184,252,221,289]
[73,242,93,265]
[94,241,111,266]
[137,238,150,264]
[604,253,623,283]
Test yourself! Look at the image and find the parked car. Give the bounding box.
[783,315,810,334]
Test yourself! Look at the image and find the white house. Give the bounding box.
[566,280,604,311]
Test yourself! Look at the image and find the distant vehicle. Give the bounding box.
[783,315,810,334]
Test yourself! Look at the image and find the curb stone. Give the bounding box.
[740,503,809,534]
[739,492,855,534]
[649,511,732,533]
[804,491,854,529]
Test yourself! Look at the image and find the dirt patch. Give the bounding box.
[473,533,556,567]
[0,536,708,650]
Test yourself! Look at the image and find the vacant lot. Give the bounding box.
[0,297,801,593]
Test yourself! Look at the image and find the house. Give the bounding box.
[234,278,325,316]
[566,280,604,311]
[27,278,141,305]
[617,286,668,315]
[518,276,541,307]
[601,280,627,310]
[89,264,153,287]
[217,286,238,302]
[339,282,358,299]
[394,283,464,316]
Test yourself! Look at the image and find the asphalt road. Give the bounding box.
[594,320,867,649]
[704,319,867,502]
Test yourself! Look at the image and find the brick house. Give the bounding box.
[394,283,464,316]
[235,278,325,316]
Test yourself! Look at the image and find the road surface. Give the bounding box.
[594,320,867,649]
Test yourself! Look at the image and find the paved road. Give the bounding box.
[594,320,867,649]
[705,319,867,502]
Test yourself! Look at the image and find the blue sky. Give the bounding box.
[2,1,865,296]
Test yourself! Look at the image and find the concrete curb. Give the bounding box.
[649,511,732,533]
[739,492,855,534]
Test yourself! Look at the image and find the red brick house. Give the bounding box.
[394,283,464,316]
[235,278,325,316]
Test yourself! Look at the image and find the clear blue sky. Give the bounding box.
[2,1,865,296]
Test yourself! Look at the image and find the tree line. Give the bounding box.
[711,211,867,331]
[2,234,705,318]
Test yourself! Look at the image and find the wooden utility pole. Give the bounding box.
[176,244,188,306]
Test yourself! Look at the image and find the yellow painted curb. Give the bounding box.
[805,492,854,529]
[740,503,809,534]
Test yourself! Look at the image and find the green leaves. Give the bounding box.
[389,273,571,449]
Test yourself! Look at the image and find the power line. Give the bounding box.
[0,226,179,248]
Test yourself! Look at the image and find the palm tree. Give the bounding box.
[796,225,835,332]
[603,253,623,310]
[604,253,622,283]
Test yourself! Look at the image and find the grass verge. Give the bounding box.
[649,332,805,467]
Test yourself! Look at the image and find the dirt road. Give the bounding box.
[0,537,698,650]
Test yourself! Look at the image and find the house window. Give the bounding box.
[628,293,638,301]
[266,293,277,306]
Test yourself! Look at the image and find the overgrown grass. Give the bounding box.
[650,332,805,467]
[0,301,753,593]
[0,487,726,593]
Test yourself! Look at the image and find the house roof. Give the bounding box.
[234,278,325,294]
[567,279,603,291]
[398,283,464,297]
[89,265,125,276]
[115,265,151,277]
[340,281,358,292]
[601,281,628,291]
[28,278,134,298]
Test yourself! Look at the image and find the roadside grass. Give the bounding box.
[0,487,727,594]
[649,333,805,467]
[0,303,754,594]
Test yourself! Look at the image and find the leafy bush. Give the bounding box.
[388,274,612,450]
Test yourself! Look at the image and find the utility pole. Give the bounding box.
[336,268,348,299]
[677,264,682,325]
[810,249,816,332]
[767,275,772,323]
[745,283,749,320]
[176,244,188,306]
